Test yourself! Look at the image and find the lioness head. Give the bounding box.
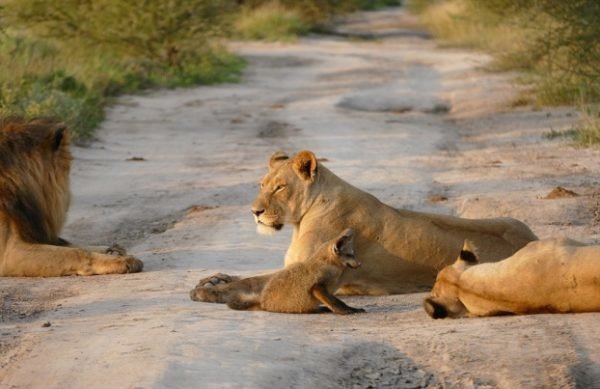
[328,228,361,269]
[423,240,478,319]
[251,150,319,235]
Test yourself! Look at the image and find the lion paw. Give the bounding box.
[123,256,144,273]
[106,244,127,256]
[195,273,240,289]
[189,286,222,302]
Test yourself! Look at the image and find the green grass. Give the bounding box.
[411,0,600,144]
[355,0,401,11]
[0,34,244,142]
[0,0,245,142]
[543,105,600,146]
[234,2,310,42]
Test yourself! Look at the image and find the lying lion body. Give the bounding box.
[424,238,600,318]
[247,150,537,295]
[0,117,143,277]
[191,150,537,299]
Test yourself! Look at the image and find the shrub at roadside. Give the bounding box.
[233,0,402,42]
[234,2,310,42]
[410,0,600,144]
[0,0,244,142]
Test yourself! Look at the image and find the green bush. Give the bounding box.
[355,0,401,11]
[234,2,310,42]
[0,0,244,142]
[412,0,600,105]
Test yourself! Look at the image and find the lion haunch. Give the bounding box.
[0,117,143,277]
[424,238,600,318]
[192,229,365,315]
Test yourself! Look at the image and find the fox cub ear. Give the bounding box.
[332,228,355,257]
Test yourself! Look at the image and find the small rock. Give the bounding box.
[42,322,51,328]
[544,186,579,199]
[365,372,381,380]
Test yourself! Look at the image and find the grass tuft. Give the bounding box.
[234,2,310,42]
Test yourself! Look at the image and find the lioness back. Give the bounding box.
[425,238,600,318]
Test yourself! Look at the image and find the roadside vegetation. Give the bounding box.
[0,0,244,141]
[409,0,600,145]
[232,0,401,42]
[0,0,400,142]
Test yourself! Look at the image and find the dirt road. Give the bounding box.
[2,7,599,388]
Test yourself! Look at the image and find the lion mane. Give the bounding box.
[0,117,143,277]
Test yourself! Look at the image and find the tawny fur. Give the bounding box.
[0,117,143,277]
[247,150,537,295]
[424,238,600,318]
[192,229,364,315]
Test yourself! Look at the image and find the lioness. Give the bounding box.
[193,228,365,314]
[193,150,536,297]
[0,117,143,276]
[424,238,600,318]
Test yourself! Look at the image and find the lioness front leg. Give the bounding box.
[311,284,365,315]
[2,243,143,277]
[190,273,274,303]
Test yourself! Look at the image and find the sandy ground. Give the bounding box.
[2,7,600,388]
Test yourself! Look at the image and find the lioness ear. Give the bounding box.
[423,297,448,319]
[52,125,68,151]
[269,151,289,170]
[292,150,317,181]
[454,240,479,270]
[332,228,354,257]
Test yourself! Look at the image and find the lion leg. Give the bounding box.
[194,272,242,289]
[57,238,128,256]
[1,242,143,277]
[311,284,365,315]
[190,273,273,304]
[226,292,261,311]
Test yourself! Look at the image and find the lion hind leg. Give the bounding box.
[2,243,143,277]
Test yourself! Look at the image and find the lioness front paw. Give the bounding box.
[123,256,144,273]
[189,286,222,302]
[195,273,240,288]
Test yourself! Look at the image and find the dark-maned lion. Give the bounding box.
[0,117,143,276]
[191,150,537,298]
[424,238,600,318]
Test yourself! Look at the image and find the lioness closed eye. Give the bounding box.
[424,238,600,318]
[0,117,143,277]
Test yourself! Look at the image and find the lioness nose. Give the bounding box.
[252,208,265,217]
